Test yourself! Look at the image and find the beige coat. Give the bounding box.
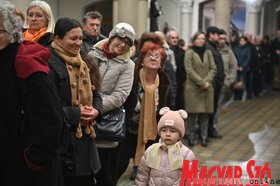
[88,39,135,147]
[219,45,238,89]
[88,39,135,113]
[184,48,216,113]
[135,141,196,186]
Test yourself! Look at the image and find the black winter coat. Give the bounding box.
[206,40,225,88]
[0,42,64,186]
[270,38,280,64]
[48,47,102,177]
[173,46,186,109]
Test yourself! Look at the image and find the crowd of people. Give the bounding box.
[1,0,280,186]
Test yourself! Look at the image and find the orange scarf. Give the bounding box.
[23,27,47,42]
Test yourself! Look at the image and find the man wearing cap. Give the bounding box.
[82,11,106,53]
[206,26,225,139]
[88,22,135,185]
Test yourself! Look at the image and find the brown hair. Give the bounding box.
[15,7,25,23]
[80,50,101,92]
[83,11,102,24]
[138,32,164,51]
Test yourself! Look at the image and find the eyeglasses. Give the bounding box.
[27,13,45,19]
[0,29,7,34]
[116,36,132,47]
[144,54,161,60]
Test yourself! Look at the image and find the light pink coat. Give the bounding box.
[135,141,196,186]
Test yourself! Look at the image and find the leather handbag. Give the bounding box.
[95,107,126,141]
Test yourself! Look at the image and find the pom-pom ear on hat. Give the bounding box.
[159,107,170,115]
[158,107,188,137]
[109,22,135,45]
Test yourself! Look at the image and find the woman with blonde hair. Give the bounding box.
[23,0,55,46]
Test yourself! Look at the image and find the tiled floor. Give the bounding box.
[118,91,280,185]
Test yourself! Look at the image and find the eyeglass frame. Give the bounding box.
[144,53,161,61]
[115,36,132,47]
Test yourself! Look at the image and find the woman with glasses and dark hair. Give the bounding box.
[88,22,135,186]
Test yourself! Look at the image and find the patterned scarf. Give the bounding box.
[52,41,96,139]
[134,68,159,166]
[23,27,47,42]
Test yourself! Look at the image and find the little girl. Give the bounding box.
[135,107,196,186]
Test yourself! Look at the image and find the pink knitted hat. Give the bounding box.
[157,107,188,137]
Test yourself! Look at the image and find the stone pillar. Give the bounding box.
[215,0,230,36]
[176,0,194,44]
[246,0,263,36]
[113,0,118,26]
[137,0,148,38]
[117,0,138,32]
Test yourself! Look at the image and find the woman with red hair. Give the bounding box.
[118,41,175,181]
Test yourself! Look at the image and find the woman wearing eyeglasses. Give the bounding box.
[23,0,55,47]
[0,1,64,185]
[88,23,135,186]
[118,41,175,181]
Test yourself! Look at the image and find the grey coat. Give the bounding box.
[88,39,135,113]
[184,48,217,113]
[219,44,238,89]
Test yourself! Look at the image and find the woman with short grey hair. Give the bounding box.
[0,1,64,185]
[0,1,22,45]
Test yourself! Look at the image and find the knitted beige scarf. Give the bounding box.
[52,41,95,139]
[134,68,159,166]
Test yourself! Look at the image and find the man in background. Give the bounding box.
[167,29,186,109]
[82,11,106,52]
[215,29,237,132]
[270,30,280,90]
[206,26,225,139]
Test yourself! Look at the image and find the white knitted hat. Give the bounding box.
[109,22,135,45]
